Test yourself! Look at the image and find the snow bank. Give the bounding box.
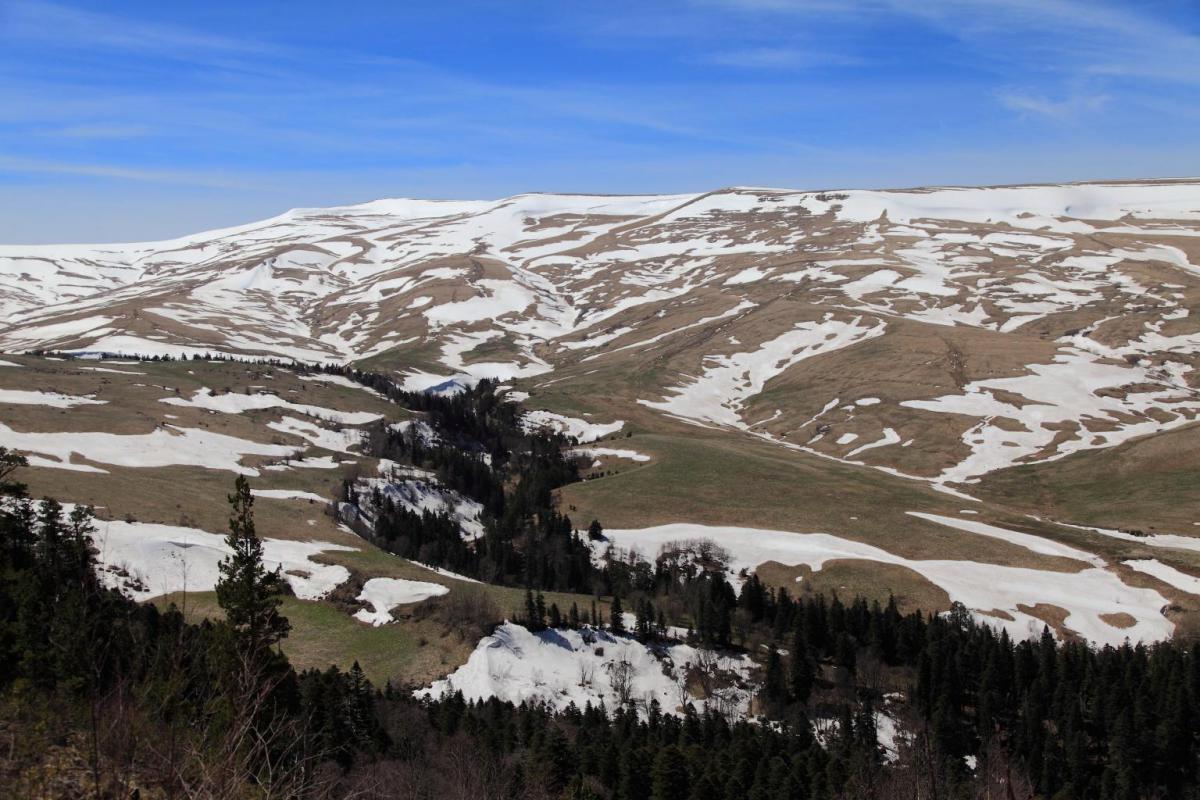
[353,577,449,625]
[351,476,486,540]
[0,422,300,475]
[89,516,355,601]
[907,512,1101,565]
[599,522,1171,646]
[521,410,624,442]
[162,387,381,425]
[298,373,388,399]
[0,389,107,408]
[417,622,755,718]
[251,489,329,503]
[902,349,1200,484]
[641,315,885,429]
[571,446,651,463]
[1124,559,1200,596]
[268,416,363,453]
[1056,521,1200,554]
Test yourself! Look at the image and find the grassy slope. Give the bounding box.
[974,422,1200,534]
[1,356,621,685]
[8,352,1200,657]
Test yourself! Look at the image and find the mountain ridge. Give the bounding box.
[2,178,1199,500]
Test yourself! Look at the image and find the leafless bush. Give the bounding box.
[415,585,501,641]
[656,538,731,578]
[607,654,636,708]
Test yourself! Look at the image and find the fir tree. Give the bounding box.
[610,593,625,634]
[762,648,789,709]
[650,744,690,800]
[215,476,290,654]
[789,628,815,703]
[0,447,28,497]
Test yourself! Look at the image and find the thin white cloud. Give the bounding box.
[998,90,1110,120]
[704,46,860,69]
[0,156,256,190]
[702,0,1200,85]
[4,0,290,67]
[44,124,156,140]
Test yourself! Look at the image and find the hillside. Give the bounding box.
[3,179,1200,651]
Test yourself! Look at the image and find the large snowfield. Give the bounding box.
[0,422,301,475]
[599,520,1175,646]
[89,515,355,601]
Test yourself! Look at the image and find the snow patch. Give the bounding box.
[354,577,449,625]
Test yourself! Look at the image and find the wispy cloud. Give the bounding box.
[703,46,859,69]
[0,156,256,190]
[44,123,156,139]
[5,0,272,55]
[0,0,1195,243]
[998,90,1110,120]
[701,0,1200,85]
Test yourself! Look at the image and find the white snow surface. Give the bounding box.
[0,389,107,407]
[251,488,329,503]
[521,410,624,442]
[352,476,486,541]
[902,348,1200,485]
[89,516,354,601]
[641,315,886,429]
[162,387,381,425]
[1124,559,1200,596]
[599,522,1171,646]
[908,512,1101,565]
[268,416,364,453]
[571,446,651,463]
[354,577,449,625]
[416,622,756,717]
[0,422,300,475]
[298,372,388,399]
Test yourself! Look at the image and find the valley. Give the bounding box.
[3,179,1200,796]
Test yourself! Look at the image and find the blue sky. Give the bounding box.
[1,0,1198,243]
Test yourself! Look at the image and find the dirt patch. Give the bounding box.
[757,559,952,616]
[1015,603,1073,640]
[1099,612,1136,629]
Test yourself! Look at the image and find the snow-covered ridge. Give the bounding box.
[3,179,1200,492]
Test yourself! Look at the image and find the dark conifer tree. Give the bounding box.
[215,476,290,654]
[611,593,626,635]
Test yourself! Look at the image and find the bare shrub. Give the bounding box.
[415,586,501,642]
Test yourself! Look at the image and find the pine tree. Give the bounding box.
[0,447,28,496]
[611,593,625,635]
[650,744,690,800]
[524,588,542,630]
[762,649,789,709]
[636,598,652,641]
[216,476,290,654]
[789,628,815,703]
